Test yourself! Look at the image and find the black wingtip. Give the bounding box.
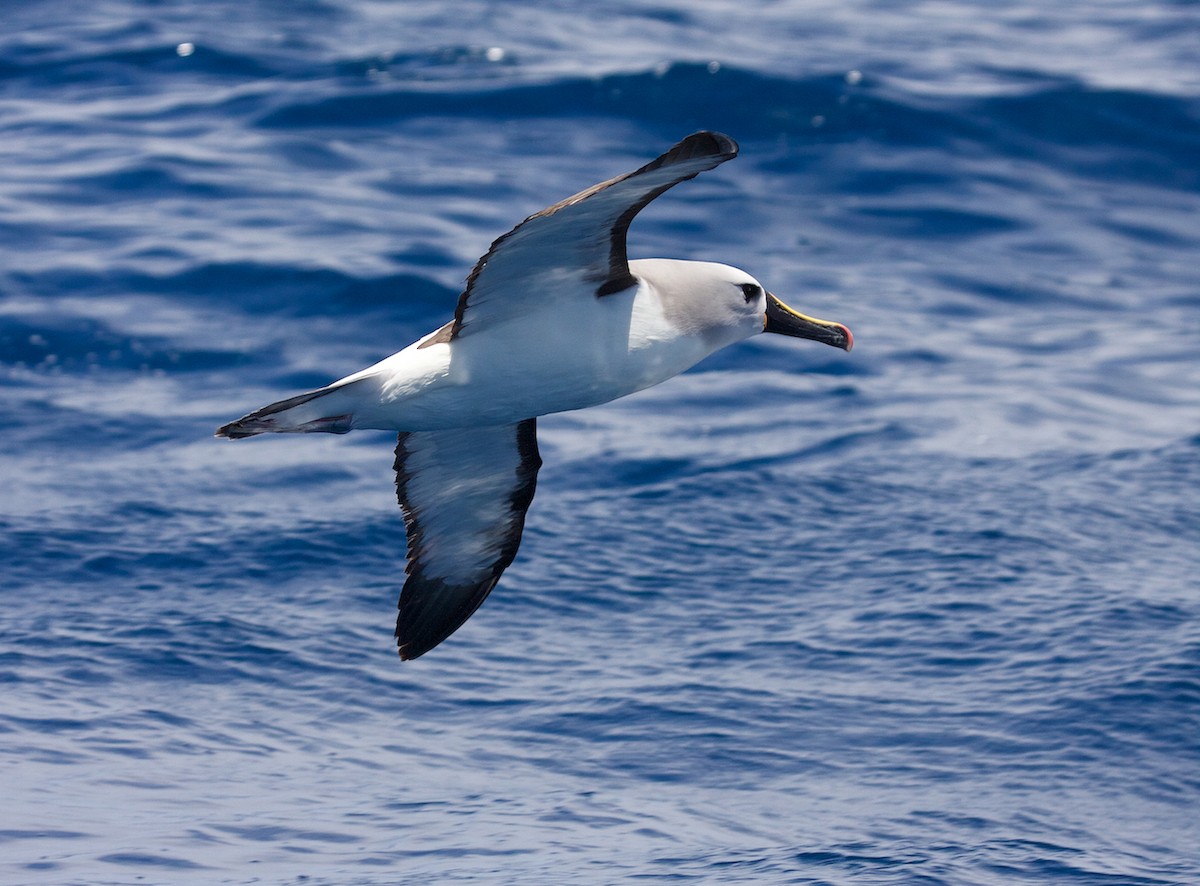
[671,131,739,162]
[635,131,738,182]
[397,641,433,662]
[394,574,503,661]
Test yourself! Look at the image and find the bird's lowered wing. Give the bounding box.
[444,131,739,339]
[393,419,541,660]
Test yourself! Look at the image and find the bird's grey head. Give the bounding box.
[630,258,853,352]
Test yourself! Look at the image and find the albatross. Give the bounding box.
[216,131,852,660]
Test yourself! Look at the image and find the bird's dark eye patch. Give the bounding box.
[740,283,762,302]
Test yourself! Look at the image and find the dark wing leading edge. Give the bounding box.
[393,420,541,660]
[445,131,739,339]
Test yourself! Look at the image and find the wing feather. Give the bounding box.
[393,419,541,660]
[449,131,738,336]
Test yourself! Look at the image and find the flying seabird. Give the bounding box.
[216,131,852,660]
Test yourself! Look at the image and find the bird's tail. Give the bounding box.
[215,379,369,439]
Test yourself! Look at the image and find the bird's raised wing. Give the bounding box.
[445,131,739,339]
[393,420,541,660]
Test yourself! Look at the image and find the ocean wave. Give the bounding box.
[4,4,1199,882]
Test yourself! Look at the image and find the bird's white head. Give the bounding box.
[631,258,852,353]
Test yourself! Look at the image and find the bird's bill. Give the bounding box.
[764,293,853,351]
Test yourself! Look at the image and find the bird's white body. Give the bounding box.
[281,259,765,433]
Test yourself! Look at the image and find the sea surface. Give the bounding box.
[2,1,1199,883]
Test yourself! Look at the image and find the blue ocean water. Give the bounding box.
[3,0,1199,882]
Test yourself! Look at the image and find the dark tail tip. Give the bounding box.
[214,421,260,439]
